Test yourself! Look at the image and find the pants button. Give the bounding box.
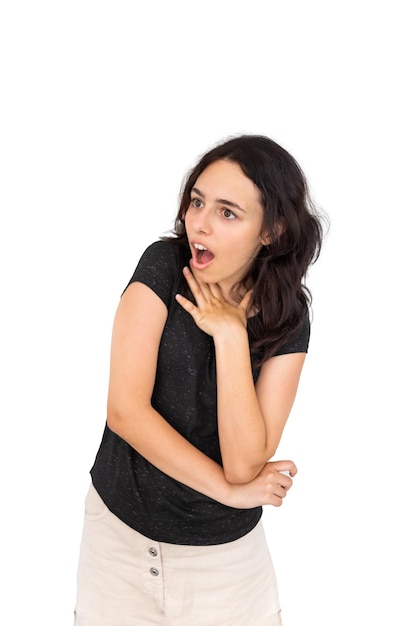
[149,547,158,557]
[150,567,159,576]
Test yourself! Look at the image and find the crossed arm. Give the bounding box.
[107,274,304,509]
[175,267,306,484]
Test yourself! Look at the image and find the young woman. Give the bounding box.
[74,135,324,625]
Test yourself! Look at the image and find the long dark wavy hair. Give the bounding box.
[163,134,326,365]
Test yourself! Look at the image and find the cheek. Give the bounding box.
[224,243,260,269]
[239,239,263,264]
[184,211,191,232]
[228,229,262,256]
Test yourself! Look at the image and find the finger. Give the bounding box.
[175,293,197,315]
[186,268,227,307]
[265,467,292,491]
[208,282,224,301]
[192,272,225,304]
[276,473,292,490]
[271,491,286,507]
[270,459,298,477]
[262,488,284,508]
[183,267,209,303]
[272,484,288,498]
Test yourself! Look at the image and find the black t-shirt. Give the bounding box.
[90,240,310,545]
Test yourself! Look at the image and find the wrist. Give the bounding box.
[221,482,260,510]
[213,324,248,350]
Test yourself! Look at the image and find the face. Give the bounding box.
[184,159,265,299]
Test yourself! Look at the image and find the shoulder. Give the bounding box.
[129,241,179,280]
[138,240,180,267]
[124,240,189,307]
[273,316,311,357]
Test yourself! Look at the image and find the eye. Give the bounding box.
[191,197,204,208]
[221,207,237,220]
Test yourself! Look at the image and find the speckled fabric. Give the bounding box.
[90,241,310,546]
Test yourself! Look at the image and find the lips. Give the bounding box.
[191,242,215,269]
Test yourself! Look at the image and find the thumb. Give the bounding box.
[270,459,298,477]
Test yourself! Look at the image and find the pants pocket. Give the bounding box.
[84,483,108,521]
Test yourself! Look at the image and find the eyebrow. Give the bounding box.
[191,187,245,213]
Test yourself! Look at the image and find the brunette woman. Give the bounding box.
[74,134,324,625]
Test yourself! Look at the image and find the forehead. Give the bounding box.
[195,160,262,208]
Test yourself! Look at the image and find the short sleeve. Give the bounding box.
[124,241,179,308]
[273,316,311,356]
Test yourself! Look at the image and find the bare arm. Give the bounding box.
[106,281,295,508]
[215,330,305,483]
[176,268,306,483]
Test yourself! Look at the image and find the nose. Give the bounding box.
[193,207,212,235]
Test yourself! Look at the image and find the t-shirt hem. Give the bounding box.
[91,474,263,547]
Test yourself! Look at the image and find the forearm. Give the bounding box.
[107,404,296,511]
[214,327,269,483]
[107,404,234,505]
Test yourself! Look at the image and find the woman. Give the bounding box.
[74,134,324,625]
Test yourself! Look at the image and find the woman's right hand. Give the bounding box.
[226,460,298,509]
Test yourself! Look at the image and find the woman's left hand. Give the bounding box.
[226,460,298,509]
[175,267,251,337]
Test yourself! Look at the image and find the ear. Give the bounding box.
[261,220,286,245]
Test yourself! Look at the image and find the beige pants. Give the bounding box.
[74,483,282,626]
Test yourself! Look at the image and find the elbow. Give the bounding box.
[223,463,262,485]
[106,405,129,438]
[107,396,153,440]
[223,447,274,484]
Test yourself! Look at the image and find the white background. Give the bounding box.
[1,1,416,624]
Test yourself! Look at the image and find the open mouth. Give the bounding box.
[192,242,215,267]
